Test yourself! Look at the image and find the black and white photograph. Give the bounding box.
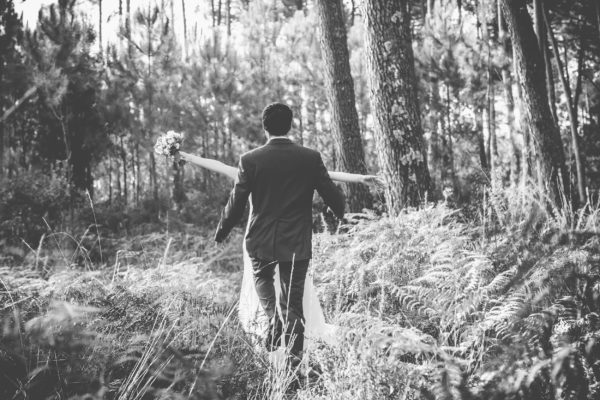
[1,0,600,398]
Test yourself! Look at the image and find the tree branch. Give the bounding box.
[0,86,38,124]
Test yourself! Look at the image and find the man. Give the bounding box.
[214,102,345,363]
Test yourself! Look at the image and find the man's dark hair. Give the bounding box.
[262,103,293,136]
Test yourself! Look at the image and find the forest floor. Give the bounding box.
[1,191,600,399]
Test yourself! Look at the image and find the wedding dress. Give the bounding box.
[237,201,338,351]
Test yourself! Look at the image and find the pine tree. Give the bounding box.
[0,0,24,177]
[500,0,570,206]
[315,0,372,212]
[23,0,109,194]
[362,0,431,213]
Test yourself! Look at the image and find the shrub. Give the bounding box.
[0,171,71,248]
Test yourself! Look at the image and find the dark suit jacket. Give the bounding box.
[215,138,345,261]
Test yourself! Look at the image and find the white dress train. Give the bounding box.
[237,203,338,351]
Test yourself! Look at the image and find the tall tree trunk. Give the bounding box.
[533,0,557,122]
[120,136,128,205]
[544,45,558,122]
[172,161,186,211]
[545,10,586,202]
[181,0,188,60]
[499,1,520,186]
[502,67,520,186]
[513,47,534,187]
[217,0,222,26]
[98,0,103,58]
[116,158,121,199]
[0,123,4,178]
[362,0,431,213]
[150,152,158,201]
[118,0,123,52]
[126,0,132,58]
[597,1,600,44]
[315,0,372,212]
[226,0,232,36]
[445,85,457,191]
[487,41,498,185]
[227,98,233,161]
[170,0,175,33]
[428,79,443,191]
[108,156,113,204]
[500,0,569,205]
[135,142,141,204]
[210,0,216,26]
[475,109,489,173]
[202,127,209,191]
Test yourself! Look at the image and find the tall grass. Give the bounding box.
[1,183,599,399]
[303,184,600,399]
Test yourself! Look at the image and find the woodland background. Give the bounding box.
[1,0,600,399]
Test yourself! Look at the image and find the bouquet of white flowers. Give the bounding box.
[154,130,183,157]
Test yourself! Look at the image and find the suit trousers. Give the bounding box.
[250,257,310,357]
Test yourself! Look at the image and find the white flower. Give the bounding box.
[154,130,183,157]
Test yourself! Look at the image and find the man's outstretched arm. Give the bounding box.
[314,153,345,219]
[215,156,252,242]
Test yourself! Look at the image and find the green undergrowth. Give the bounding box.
[304,187,600,399]
[1,186,600,399]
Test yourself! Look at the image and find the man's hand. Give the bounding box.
[214,230,228,244]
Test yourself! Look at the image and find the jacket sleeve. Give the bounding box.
[314,153,345,219]
[215,156,252,242]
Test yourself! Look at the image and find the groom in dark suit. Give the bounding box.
[215,102,345,361]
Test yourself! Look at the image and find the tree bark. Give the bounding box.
[126,0,132,58]
[108,156,112,204]
[120,136,128,205]
[217,0,222,26]
[226,0,232,36]
[315,0,372,212]
[0,86,37,124]
[476,109,488,173]
[499,1,520,186]
[98,0,103,58]
[118,0,123,52]
[210,0,215,26]
[149,152,157,201]
[0,123,3,178]
[487,41,498,185]
[181,0,189,60]
[172,161,186,211]
[596,1,600,46]
[445,85,457,191]
[428,79,443,191]
[362,0,431,213]
[513,54,532,186]
[502,66,521,186]
[533,0,557,122]
[116,157,122,199]
[500,0,569,205]
[135,142,140,204]
[545,10,585,202]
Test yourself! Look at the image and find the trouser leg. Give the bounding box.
[278,258,310,357]
[250,258,278,320]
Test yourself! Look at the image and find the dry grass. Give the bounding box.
[1,184,600,399]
